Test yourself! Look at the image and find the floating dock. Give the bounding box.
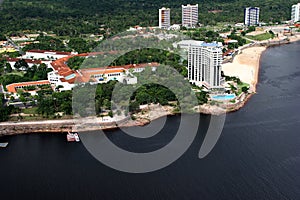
[0,143,9,148]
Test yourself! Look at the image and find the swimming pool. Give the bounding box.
[211,94,236,101]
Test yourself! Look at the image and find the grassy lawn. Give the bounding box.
[7,71,25,76]
[9,114,73,122]
[245,33,274,41]
[206,22,233,31]
[245,39,252,44]
[22,107,38,114]
[9,116,44,121]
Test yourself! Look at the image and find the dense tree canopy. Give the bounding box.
[22,35,68,52]
[0,0,298,36]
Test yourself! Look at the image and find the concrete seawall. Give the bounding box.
[0,116,138,136]
[0,122,75,136]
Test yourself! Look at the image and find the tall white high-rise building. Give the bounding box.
[187,41,224,87]
[244,7,260,26]
[182,4,198,28]
[159,7,171,29]
[291,3,300,23]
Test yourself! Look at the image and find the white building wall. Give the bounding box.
[188,42,223,87]
[182,4,198,28]
[159,7,171,29]
[23,52,73,60]
[244,7,260,26]
[292,3,300,23]
[47,66,157,92]
[47,71,74,91]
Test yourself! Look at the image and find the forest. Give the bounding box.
[0,0,298,36]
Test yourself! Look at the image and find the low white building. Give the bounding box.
[6,58,53,70]
[79,68,137,84]
[22,50,77,60]
[169,24,181,31]
[174,40,204,50]
[48,57,159,91]
[47,70,75,91]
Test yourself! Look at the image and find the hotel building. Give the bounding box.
[47,54,160,91]
[159,7,171,29]
[6,80,51,94]
[292,3,300,23]
[244,7,260,26]
[187,41,224,88]
[182,4,198,28]
[22,50,76,60]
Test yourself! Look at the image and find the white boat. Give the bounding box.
[74,133,80,142]
[0,143,8,148]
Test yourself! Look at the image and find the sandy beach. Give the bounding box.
[222,46,266,92]
[288,35,300,43]
[223,35,300,93]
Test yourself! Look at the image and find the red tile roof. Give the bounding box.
[50,56,77,84]
[78,68,125,82]
[107,62,160,70]
[51,52,159,84]
[6,58,42,64]
[6,80,50,93]
[27,49,72,55]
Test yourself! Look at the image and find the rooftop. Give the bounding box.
[5,58,43,64]
[50,51,159,85]
[27,49,73,55]
[176,40,223,48]
[6,80,50,93]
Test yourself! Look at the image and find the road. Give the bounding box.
[0,85,4,94]
[6,37,23,54]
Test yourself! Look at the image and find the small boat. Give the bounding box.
[67,132,80,142]
[74,133,80,142]
[67,132,76,142]
[0,143,8,148]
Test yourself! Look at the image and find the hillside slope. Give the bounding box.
[0,0,298,35]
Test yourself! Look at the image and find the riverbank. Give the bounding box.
[0,104,174,136]
[222,46,267,93]
[196,35,300,115]
[1,36,300,136]
[197,45,268,115]
[222,35,300,93]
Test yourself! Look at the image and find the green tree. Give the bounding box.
[242,86,249,93]
[14,59,29,71]
[5,63,12,73]
[68,38,90,53]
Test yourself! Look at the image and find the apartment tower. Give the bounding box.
[292,3,300,23]
[159,7,171,29]
[182,4,199,28]
[244,7,260,26]
[188,41,224,87]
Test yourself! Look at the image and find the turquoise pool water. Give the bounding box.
[211,94,236,101]
[65,74,76,80]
